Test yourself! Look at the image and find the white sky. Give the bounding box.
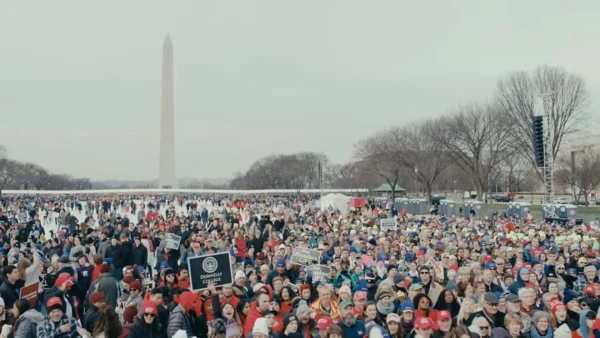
[1,1,599,180]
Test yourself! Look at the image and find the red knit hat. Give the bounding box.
[130,280,142,291]
[123,306,138,323]
[300,284,311,292]
[89,292,105,305]
[551,300,566,314]
[141,300,158,315]
[122,276,135,284]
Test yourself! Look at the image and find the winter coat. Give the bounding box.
[11,309,43,338]
[126,322,160,338]
[131,244,148,268]
[37,314,79,338]
[0,279,24,310]
[85,272,120,308]
[83,305,100,333]
[166,304,194,338]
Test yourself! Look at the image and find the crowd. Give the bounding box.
[0,193,599,338]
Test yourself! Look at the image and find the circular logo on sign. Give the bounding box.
[203,257,218,273]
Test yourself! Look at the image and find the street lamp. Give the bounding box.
[414,167,418,198]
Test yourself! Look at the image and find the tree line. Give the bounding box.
[232,65,599,204]
[0,145,92,196]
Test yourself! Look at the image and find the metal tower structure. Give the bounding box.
[539,93,554,204]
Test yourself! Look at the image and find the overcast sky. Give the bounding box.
[1,1,599,181]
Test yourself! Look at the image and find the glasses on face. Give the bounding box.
[144,313,155,318]
[486,302,498,307]
[581,303,589,307]
[167,274,175,278]
[130,289,138,292]
[557,268,565,271]
[420,272,429,275]
[479,326,489,330]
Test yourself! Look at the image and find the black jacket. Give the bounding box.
[44,286,77,318]
[105,244,126,267]
[131,244,148,268]
[83,304,100,332]
[0,279,25,309]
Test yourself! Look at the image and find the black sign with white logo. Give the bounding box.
[189,252,233,291]
[306,265,331,284]
[290,248,320,266]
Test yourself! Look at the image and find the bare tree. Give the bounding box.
[0,158,18,197]
[385,121,451,204]
[555,147,600,205]
[434,102,516,201]
[355,131,409,200]
[496,66,590,181]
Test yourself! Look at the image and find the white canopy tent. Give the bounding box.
[320,193,351,213]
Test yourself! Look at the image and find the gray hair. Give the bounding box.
[518,287,534,299]
[531,311,552,324]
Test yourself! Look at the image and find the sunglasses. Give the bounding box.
[479,326,489,330]
[144,313,155,318]
[130,289,138,292]
[486,302,498,307]
[420,272,429,275]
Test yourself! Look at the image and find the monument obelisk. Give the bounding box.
[159,34,176,188]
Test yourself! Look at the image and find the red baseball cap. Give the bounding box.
[438,310,452,321]
[54,273,74,288]
[584,285,596,295]
[316,317,333,330]
[414,317,439,330]
[46,297,63,308]
[483,255,493,262]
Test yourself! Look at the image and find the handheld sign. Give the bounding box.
[380,218,397,232]
[290,248,320,266]
[20,282,40,308]
[306,265,331,284]
[189,252,234,291]
[165,233,182,250]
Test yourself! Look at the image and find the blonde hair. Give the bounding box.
[504,313,524,328]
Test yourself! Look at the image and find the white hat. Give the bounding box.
[278,244,286,249]
[252,318,269,336]
[235,270,246,280]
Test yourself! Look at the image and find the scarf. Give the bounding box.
[376,300,395,315]
[310,298,340,322]
[400,318,413,333]
[529,325,553,338]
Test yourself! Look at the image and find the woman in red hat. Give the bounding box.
[127,300,161,338]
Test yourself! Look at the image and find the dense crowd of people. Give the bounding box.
[0,193,599,338]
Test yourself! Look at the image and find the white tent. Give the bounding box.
[320,193,351,213]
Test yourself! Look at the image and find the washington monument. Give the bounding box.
[159,34,176,188]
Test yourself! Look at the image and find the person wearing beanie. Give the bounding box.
[158,267,182,306]
[338,285,352,302]
[300,284,312,303]
[574,265,600,296]
[252,318,270,338]
[295,299,319,338]
[121,306,138,338]
[128,300,161,338]
[83,292,105,333]
[233,269,249,300]
[167,290,196,338]
[85,262,119,308]
[265,258,293,286]
[279,313,302,338]
[125,280,144,313]
[225,318,243,338]
[37,297,80,338]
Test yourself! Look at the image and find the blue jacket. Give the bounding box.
[339,320,367,338]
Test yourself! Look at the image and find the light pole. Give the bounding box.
[414,167,418,198]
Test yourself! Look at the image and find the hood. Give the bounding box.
[21,309,44,323]
[178,292,195,314]
[491,327,511,338]
[579,310,590,338]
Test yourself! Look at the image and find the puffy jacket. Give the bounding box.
[85,272,121,308]
[83,304,100,333]
[166,304,194,338]
[12,309,44,338]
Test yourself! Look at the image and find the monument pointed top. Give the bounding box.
[164,34,172,45]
